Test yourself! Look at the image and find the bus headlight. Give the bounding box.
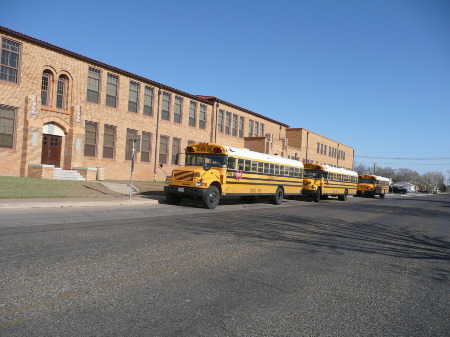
[195,182,202,187]
[165,178,171,184]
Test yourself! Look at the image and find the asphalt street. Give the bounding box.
[1,194,449,336]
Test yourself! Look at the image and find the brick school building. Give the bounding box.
[0,26,354,181]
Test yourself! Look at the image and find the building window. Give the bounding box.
[248,120,254,136]
[84,121,98,157]
[254,121,259,136]
[225,111,231,135]
[128,81,139,113]
[41,70,52,106]
[174,96,182,123]
[161,92,171,121]
[125,128,139,160]
[199,104,206,129]
[56,75,68,110]
[232,114,238,137]
[86,67,101,103]
[260,123,264,136]
[324,145,327,156]
[103,124,116,159]
[239,117,244,138]
[143,86,153,116]
[172,137,181,164]
[0,105,16,149]
[320,144,323,155]
[159,135,169,164]
[106,73,118,108]
[0,38,20,83]
[317,142,320,154]
[189,101,197,127]
[218,109,224,133]
[141,131,152,162]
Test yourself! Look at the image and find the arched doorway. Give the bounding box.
[41,123,65,167]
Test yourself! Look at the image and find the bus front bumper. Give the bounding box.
[164,185,207,198]
[302,189,316,197]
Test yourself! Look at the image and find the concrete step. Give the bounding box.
[54,168,86,181]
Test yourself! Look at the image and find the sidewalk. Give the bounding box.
[0,182,165,209]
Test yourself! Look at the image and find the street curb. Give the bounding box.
[0,198,160,209]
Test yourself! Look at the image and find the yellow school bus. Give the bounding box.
[357,174,390,198]
[164,143,304,209]
[302,163,358,202]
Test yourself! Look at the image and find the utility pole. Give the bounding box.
[373,162,376,175]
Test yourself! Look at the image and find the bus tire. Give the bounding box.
[271,187,284,205]
[379,193,385,198]
[203,185,220,209]
[166,193,181,205]
[313,189,321,203]
[338,190,348,201]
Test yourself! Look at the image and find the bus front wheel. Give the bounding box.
[203,185,220,209]
[338,190,348,201]
[271,187,284,205]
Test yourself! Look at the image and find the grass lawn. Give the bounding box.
[0,177,164,199]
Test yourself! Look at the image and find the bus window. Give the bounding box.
[285,166,290,176]
[269,164,274,175]
[227,157,236,170]
[245,160,251,172]
[204,154,226,168]
[238,158,244,170]
[264,163,270,174]
[275,165,280,175]
[258,162,264,173]
[186,153,205,166]
[289,167,295,177]
[294,167,300,177]
[337,174,342,181]
[251,161,258,172]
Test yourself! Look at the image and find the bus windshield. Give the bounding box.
[304,170,325,178]
[359,178,376,184]
[185,153,227,168]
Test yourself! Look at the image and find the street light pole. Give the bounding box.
[129,138,139,200]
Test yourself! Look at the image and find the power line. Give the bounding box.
[355,155,450,160]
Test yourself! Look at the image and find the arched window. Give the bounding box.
[41,70,53,106]
[56,75,68,110]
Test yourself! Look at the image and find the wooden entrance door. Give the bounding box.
[41,134,62,167]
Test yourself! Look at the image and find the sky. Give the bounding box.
[3,0,450,176]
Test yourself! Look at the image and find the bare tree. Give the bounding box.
[375,166,396,180]
[422,171,445,192]
[354,163,370,175]
[394,168,421,183]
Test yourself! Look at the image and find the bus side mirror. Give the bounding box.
[159,164,163,168]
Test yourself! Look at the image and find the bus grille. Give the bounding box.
[173,171,194,181]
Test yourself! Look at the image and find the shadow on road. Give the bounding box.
[165,200,450,264]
